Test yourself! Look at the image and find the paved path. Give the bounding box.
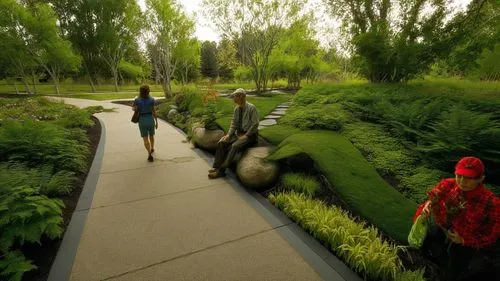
[46,98,359,281]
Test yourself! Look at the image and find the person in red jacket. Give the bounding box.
[413,156,499,281]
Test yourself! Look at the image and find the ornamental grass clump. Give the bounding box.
[269,192,424,281]
[280,173,320,197]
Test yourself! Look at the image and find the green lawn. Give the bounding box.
[215,95,292,131]
[46,92,166,101]
[0,80,290,96]
[265,130,417,243]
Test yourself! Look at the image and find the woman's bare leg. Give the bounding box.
[149,135,155,152]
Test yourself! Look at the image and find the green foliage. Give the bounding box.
[119,60,144,81]
[260,125,302,145]
[280,173,320,197]
[396,268,426,281]
[200,41,218,79]
[398,167,447,203]
[54,109,94,128]
[0,120,89,174]
[0,184,64,251]
[280,103,351,131]
[269,192,413,281]
[266,131,417,243]
[418,105,500,167]
[473,44,500,81]
[216,38,238,81]
[0,163,76,197]
[325,0,490,82]
[0,251,37,281]
[234,66,253,82]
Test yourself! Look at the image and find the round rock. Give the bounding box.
[192,128,225,151]
[236,147,279,189]
[167,108,178,119]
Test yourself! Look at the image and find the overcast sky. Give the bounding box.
[137,0,472,47]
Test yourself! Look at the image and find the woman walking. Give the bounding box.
[133,84,158,162]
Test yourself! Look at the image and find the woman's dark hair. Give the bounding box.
[139,84,150,99]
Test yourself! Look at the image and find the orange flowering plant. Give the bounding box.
[201,87,220,130]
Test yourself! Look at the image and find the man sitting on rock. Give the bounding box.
[413,156,499,281]
[208,88,259,179]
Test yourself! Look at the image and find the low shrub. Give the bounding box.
[398,167,448,203]
[343,123,417,179]
[0,120,89,174]
[280,173,320,197]
[280,104,351,131]
[0,163,76,196]
[268,192,423,281]
[54,110,94,128]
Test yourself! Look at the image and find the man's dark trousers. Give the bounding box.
[213,133,258,171]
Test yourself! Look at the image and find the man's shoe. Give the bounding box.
[147,154,154,162]
[208,170,225,179]
[208,168,217,173]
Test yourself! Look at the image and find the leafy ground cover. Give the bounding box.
[0,97,101,281]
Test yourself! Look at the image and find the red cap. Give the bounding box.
[455,157,484,178]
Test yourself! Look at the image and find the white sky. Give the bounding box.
[137,0,472,47]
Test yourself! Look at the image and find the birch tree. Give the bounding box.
[202,0,306,94]
[145,0,195,98]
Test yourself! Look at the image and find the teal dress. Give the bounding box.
[135,97,155,137]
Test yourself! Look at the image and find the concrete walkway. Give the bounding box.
[47,98,359,281]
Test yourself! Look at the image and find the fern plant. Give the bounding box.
[0,251,37,281]
[418,104,500,165]
[0,120,89,173]
[0,185,64,251]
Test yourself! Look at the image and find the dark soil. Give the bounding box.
[20,116,102,281]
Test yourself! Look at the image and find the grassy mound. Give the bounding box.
[266,131,417,243]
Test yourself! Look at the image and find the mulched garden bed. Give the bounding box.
[20,116,102,281]
[259,153,444,281]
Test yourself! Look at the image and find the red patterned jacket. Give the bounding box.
[413,178,499,249]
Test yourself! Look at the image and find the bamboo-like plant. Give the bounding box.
[268,191,425,281]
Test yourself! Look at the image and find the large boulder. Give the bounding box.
[167,108,178,120]
[236,147,279,189]
[191,127,225,151]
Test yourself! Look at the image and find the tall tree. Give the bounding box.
[200,41,218,79]
[216,38,239,81]
[174,38,201,84]
[202,0,306,94]
[323,0,491,82]
[99,0,142,92]
[0,0,37,93]
[145,0,196,98]
[0,0,81,94]
[269,17,322,88]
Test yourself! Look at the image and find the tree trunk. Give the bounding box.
[14,79,19,94]
[31,71,38,94]
[22,78,31,94]
[54,79,60,95]
[89,76,96,93]
[112,68,119,92]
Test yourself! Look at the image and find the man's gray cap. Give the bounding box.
[230,88,246,98]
